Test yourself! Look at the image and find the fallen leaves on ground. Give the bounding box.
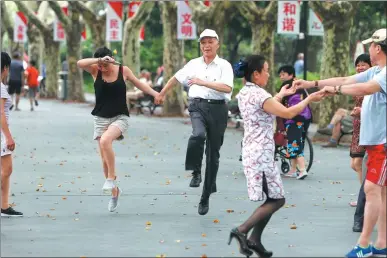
[202,243,207,247]
[201,255,207,258]
[201,233,206,237]
[146,221,152,226]
[290,223,297,229]
[226,209,234,213]
[62,197,67,200]
[213,219,219,223]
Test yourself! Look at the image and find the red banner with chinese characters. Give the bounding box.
[54,6,86,41]
[13,12,28,43]
[277,1,301,35]
[106,2,123,42]
[177,1,197,40]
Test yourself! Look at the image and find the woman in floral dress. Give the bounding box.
[349,54,371,207]
[227,55,324,257]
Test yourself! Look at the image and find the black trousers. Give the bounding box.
[185,99,228,198]
[354,153,368,224]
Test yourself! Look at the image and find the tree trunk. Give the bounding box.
[161,2,185,116]
[1,1,24,54]
[122,2,155,77]
[72,1,106,48]
[44,39,60,98]
[27,23,41,63]
[251,22,276,94]
[66,5,85,102]
[309,2,357,128]
[236,1,277,94]
[49,2,85,102]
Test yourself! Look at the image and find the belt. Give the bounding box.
[192,98,225,104]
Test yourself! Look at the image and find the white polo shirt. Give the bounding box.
[174,55,234,101]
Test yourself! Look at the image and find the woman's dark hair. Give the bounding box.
[93,46,113,58]
[1,52,11,72]
[355,53,371,67]
[277,65,295,77]
[30,60,37,67]
[233,55,266,82]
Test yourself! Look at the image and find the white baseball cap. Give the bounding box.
[362,29,386,45]
[198,29,219,42]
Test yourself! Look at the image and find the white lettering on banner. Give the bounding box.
[14,12,28,43]
[106,2,123,42]
[277,1,301,35]
[177,1,197,40]
[308,9,324,36]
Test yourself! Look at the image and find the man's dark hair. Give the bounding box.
[93,46,113,58]
[12,52,20,59]
[277,65,295,77]
[1,52,11,72]
[355,53,371,67]
[30,60,37,67]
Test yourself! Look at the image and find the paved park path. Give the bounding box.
[1,97,374,257]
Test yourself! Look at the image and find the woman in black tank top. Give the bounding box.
[77,47,160,212]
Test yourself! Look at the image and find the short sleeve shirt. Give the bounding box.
[353,66,386,145]
[174,55,234,101]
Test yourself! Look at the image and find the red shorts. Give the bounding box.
[365,144,387,186]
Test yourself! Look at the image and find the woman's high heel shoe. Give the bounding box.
[247,239,273,258]
[228,228,253,257]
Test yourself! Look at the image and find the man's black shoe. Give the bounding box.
[198,197,209,215]
[190,173,202,187]
[352,221,363,232]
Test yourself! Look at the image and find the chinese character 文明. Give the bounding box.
[110,19,119,29]
[181,25,192,37]
[17,33,24,41]
[282,18,296,31]
[182,13,192,24]
[110,30,118,40]
[283,3,296,16]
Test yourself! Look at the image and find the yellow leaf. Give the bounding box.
[146,221,152,226]
[290,223,297,229]
[202,244,207,247]
[213,219,219,223]
[62,197,67,200]
[201,233,206,237]
[226,209,234,213]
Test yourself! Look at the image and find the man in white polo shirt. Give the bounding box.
[294,28,386,258]
[156,29,234,215]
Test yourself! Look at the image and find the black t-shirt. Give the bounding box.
[91,66,129,118]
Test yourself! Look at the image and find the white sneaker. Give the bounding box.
[108,187,122,212]
[102,179,116,194]
[297,171,308,180]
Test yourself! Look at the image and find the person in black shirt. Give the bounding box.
[77,47,159,212]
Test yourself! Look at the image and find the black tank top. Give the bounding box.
[91,66,129,118]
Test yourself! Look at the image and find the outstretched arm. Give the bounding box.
[123,66,159,98]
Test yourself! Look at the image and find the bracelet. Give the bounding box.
[314,80,319,87]
[338,85,342,95]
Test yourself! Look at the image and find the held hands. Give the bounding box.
[6,135,15,151]
[279,84,296,97]
[154,92,165,105]
[307,91,326,102]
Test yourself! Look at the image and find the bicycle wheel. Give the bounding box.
[303,136,314,172]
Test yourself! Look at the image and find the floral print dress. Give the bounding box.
[237,82,285,201]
